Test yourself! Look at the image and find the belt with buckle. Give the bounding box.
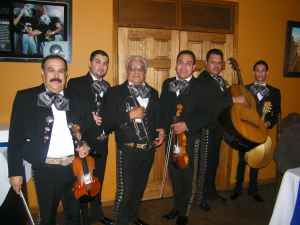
[45,155,74,166]
[124,142,149,150]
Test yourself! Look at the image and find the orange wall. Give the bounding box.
[1,0,300,206]
[235,0,300,116]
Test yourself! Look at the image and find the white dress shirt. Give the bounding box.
[90,72,104,97]
[128,82,149,123]
[47,92,74,158]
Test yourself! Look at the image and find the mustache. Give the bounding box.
[50,78,62,83]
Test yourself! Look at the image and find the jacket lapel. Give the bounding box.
[36,85,53,122]
[85,73,95,98]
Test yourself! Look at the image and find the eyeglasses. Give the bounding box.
[176,61,194,66]
[128,67,145,73]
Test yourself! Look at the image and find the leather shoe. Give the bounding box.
[176,216,188,225]
[230,192,241,200]
[199,201,210,211]
[162,209,178,220]
[251,193,264,202]
[216,193,227,202]
[99,216,113,225]
[134,218,149,225]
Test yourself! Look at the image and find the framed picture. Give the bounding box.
[0,0,72,62]
[284,21,300,77]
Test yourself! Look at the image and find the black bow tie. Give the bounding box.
[91,80,109,94]
[252,83,268,91]
[128,84,151,98]
[37,91,69,111]
[168,79,189,94]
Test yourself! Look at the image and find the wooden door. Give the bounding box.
[179,31,236,189]
[118,27,179,199]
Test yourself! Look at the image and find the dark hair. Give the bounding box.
[90,49,109,62]
[206,48,224,61]
[253,60,269,71]
[41,54,68,71]
[176,50,196,65]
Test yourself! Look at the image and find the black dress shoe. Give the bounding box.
[230,192,241,200]
[176,216,188,225]
[199,201,211,211]
[251,193,264,202]
[134,218,149,225]
[162,209,179,220]
[216,193,227,202]
[99,216,113,225]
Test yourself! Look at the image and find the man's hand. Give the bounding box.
[171,122,188,134]
[9,176,23,195]
[154,128,165,147]
[92,112,103,126]
[233,95,246,104]
[129,107,145,120]
[264,121,271,128]
[76,142,90,158]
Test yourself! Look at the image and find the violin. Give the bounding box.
[172,104,189,169]
[71,124,101,202]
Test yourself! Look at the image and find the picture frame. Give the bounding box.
[284,21,300,77]
[0,0,72,62]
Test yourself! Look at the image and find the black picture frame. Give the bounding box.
[284,21,300,77]
[0,0,72,62]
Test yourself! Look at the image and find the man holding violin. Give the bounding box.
[7,54,94,225]
[160,50,215,225]
[104,55,164,225]
[68,50,113,225]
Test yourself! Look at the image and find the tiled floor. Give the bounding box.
[98,183,278,225]
[2,183,278,225]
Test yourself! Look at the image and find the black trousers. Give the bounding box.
[168,137,199,217]
[80,141,109,225]
[33,164,80,225]
[114,147,154,225]
[205,127,223,195]
[234,151,258,194]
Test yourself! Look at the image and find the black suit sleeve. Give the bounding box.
[7,91,26,177]
[103,87,131,131]
[159,80,172,132]
[184,84,212,133]
[266,88,281,128]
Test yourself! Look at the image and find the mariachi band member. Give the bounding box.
[161,50,220,225]
[68,50,112,225]
[7,55,93,225]
[196,49,246,211]
[231,60,281,202]
[104,55,164,225]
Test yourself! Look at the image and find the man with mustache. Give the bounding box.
[196,49,245,211]
[68,50,112,225]
[7,54,94,225]
[104,55,164,225]
[161,50,220,225]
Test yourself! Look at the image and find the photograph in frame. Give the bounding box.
[284,21,300,77]
[0,0,71,62]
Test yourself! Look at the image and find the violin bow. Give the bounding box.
[20,190,36,225]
